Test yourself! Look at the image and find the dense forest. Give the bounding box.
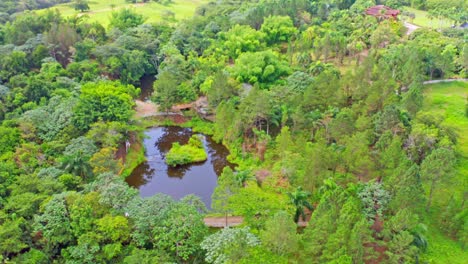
[0,0,467,263]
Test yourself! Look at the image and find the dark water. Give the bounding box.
[126,127,233,208]
[139,74,156,101]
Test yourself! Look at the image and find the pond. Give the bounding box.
[126,126,234,208]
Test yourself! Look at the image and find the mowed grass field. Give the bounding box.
[402,7,453,29]
[420,81,468,263]
[38,0,208,27]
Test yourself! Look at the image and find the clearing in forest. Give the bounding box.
[401,7,453,29]
[37,0,208,26]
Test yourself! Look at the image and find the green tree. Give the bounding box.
[0,219,28,260]
[382,209,420,263]
[370,20,399,49]
[421,148,456,211]
[123,248,171,264]
[342,132,374,178]
[64,136,98,158]
[288,186,313,223]
[205,71,238,108]
[229,184,288,229]
[124,194,175,247]
[45,23,81,66]
[96,215,130,243]
[260,15,297,44]
[152,70,179,112]
[358,181,391,222]
[261,211,299,256]
[0,126,20,155]
[0,51,29,80]
[90,147,123,175]
[152,202,208,261]
[85,121,129,148]
[201,227,260,264]
[229,50,291,85]
[211,167,239,216]
[74,0,90,12]
[109,8,145,31]
[121,50,151,84]
[92,172,138,212]
[216,25,265,59]
[60,152,93,180]
[235,170,256,187]
[34,194,74,253]
[73,81,138,130]
[401,83,424,117]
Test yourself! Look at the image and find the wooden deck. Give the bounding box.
[204,216,243,228]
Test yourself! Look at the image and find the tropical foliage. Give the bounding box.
[0,0,466,263]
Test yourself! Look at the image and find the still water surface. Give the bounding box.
[126,126,233,207]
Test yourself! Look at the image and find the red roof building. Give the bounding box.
[365,5,400,20]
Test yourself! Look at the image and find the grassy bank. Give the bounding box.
[119,115,213,177]
[402,7,452,29]
[420,81,468,263]
[120,130,146,178]
[37,0,208,27]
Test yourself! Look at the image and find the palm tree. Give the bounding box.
[61,152,93,181]
[235,170,255,187]
[288,186,313,223]
[411,223,428,252]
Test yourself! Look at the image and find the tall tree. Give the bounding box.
[260,211,299,256]
[288,186,313,223]
[60,152,93,180]
[45,23,81,66]
[421,148,456,211]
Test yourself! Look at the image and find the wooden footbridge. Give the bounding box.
[203,216,308,228]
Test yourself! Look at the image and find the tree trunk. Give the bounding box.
[266,119,269,135]
[225,212,228,227]
[426,178,436,212]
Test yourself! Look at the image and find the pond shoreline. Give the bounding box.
[124,126,234,207]
[117,114,191,178]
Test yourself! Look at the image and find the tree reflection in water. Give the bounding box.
[126,126,234,208]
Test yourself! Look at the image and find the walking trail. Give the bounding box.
[404,21,420,35]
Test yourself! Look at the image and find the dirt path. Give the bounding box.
[404,21,420,35]
[402,79,467,92]
[423,79,468,84]
[135,100,159,118]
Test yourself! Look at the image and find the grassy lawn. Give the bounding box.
[420,81,468,263]
[37,0,208,27]
[422,81,468,188]
[401,7,453,29]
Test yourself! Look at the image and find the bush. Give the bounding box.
[165,135,207,166]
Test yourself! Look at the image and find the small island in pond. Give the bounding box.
[165,135,208,166]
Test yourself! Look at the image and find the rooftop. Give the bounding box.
[365,5,400,19]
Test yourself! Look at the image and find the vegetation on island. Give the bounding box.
[165,135,208,166]
[0,0,466,263]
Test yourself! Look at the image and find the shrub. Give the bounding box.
[165,135,207,166]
